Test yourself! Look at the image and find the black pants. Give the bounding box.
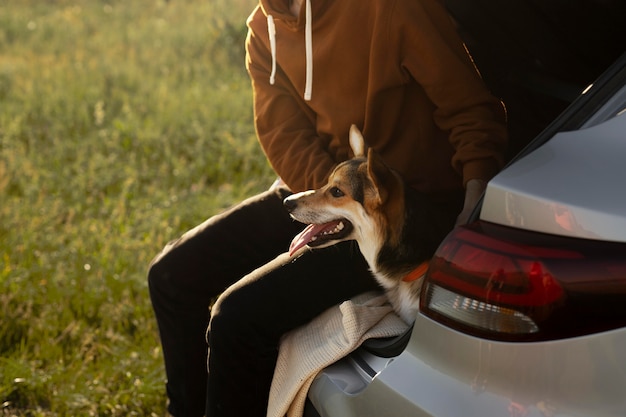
[148,187,381,417]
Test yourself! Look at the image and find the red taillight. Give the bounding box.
[420,221,626,341]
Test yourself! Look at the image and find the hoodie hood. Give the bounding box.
[261,0,314,101]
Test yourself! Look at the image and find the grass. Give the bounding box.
[0,0,273,415]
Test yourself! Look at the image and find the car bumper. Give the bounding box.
[308,312,626,417]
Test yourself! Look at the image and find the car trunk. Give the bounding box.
[443,0,626,161]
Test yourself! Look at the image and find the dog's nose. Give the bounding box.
[283,196,296,213]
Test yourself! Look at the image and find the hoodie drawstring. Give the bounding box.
[266,0,313,102]
[267,14,277,86]
[303,0,312,101]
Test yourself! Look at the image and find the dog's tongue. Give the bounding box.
[289,224,322,256]
[289,222,339,256]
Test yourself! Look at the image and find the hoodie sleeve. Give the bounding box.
[392,0,507,186]
[245,11,337,192]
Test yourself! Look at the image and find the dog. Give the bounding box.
[284,125,448,323]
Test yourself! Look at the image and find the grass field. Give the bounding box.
[0,0,272,415]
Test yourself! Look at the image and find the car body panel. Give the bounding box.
[309,314,626,417]
[481,111,626,243]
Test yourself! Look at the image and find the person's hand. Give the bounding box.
[456,179,486,226]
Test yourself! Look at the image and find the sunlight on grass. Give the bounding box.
[0,0,268,415]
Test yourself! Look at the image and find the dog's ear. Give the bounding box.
[366,148,393,206]
[349,124,365,158]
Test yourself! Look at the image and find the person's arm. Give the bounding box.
[245,21,337,192]
[393,0,508,188]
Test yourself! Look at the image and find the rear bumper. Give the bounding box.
[308,313,626,417]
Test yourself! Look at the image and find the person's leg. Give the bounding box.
[148,187,302,417]
[205,242,381,417]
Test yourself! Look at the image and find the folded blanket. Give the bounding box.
[267,291,410,417]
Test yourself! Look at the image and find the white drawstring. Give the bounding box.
[303,0,313,101]
[267,14,277,85]
[267,2,312,101]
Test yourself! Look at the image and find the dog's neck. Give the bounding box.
[375,187,435,280]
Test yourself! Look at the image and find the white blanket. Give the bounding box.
[267,291,410,417]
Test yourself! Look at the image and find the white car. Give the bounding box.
[305,2,626,416]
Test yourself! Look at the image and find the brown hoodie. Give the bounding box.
[245,0,507,194]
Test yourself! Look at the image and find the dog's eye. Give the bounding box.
[330,187,344,198]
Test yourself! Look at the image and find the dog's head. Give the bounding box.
[284,125,405,262]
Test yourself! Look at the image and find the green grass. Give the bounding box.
[0,0,272,415]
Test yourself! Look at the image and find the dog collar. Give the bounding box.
[402,261,429,282]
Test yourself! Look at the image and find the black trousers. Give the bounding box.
[148,187,381,417]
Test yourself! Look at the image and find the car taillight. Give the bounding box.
[420,221,626,341]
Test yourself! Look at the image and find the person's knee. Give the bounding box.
[147,254,165,292]
[209,291,244,332]
[147,243,179,301]
[208,286,262,346]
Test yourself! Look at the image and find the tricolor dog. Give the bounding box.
[284,125,447,323]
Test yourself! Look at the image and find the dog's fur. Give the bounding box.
[284,125,446,323]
